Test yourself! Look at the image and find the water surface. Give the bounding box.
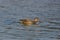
[0,0,60,40]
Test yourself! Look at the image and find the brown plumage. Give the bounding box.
[19,17,39,26]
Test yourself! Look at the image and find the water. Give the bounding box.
[0,0,60,40]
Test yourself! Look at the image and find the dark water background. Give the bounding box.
[0,0,60,40]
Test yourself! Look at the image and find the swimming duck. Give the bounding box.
[19,17,39,26]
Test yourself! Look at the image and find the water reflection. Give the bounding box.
[0,16,60,40]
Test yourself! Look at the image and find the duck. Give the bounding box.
[19,17,40,26]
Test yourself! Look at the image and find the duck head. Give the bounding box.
[34,17,39,22]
